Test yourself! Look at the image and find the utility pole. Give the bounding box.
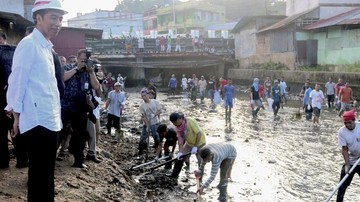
[172,0,176,36]
[173,0,176,24]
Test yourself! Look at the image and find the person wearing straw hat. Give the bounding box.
[5,0,67,201]
[337,110,360,202]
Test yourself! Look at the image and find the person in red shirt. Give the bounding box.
[338,82,354,117]
[219,77,228,99]
[258,82,264,100]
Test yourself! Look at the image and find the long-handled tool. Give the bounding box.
[149,152,191,171]
[325,158,360,202]
[295,97,302,119]
[195,171,201,202]
[130,156,169,170]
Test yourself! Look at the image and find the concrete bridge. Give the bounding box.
[88,38,237,86]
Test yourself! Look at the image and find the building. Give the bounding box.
[303,8,360,65]
[205,22,237,39]
[233,0,360,69]
[287,0,360,19]
[0,0,34,44]
[143,8,158,38]
[156,1,226,37]
[232,16,296,69]
[68,10,143,39]
[52,27,103,58]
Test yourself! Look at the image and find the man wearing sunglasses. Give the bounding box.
[337,110,360,201]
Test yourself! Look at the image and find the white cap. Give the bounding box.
[32,0,68,14]
[114,82,122,86]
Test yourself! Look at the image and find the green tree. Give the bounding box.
[206,0,286,20]
[115,0,173,14]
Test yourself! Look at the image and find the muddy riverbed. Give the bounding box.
[0,87,359,202]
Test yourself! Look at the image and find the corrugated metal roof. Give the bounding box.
[303,8,360,30]
[0,11,33,28]
[257,7,318,33]
[205,22,237,31]
[231,15,285,33]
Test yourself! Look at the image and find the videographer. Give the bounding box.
[60,49,100,168]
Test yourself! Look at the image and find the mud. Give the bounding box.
[0,87,358,202]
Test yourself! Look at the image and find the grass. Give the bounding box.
[296,63,360,72]
[251,61,288,70]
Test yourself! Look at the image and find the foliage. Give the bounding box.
[296,64,334,72]
[252,61,288,70]
[114,0,286,20]
[341,63,360,72]
[115,0,172,14]
[296,63,360,72]
[206,0,286,20]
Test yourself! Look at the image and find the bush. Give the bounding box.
[251,61,288,70]
[296,64,334,71]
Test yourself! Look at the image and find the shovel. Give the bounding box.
[295,97,302,119]
[149,152,191,171]
[130,156,169,170]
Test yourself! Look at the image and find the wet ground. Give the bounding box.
[123,87,360,202]
[1,86,358,202]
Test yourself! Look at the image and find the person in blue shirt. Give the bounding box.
[271,80,282,116]
[303,82,313,120]
[223,78,235,125]
[168,74,177,95]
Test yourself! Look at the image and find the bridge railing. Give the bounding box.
[86,38,234,55]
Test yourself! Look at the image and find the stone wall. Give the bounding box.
[239,52,296,70]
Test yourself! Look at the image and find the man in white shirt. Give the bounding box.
[279,78,287,108]
[198,76,207,101]
[337,110,360,201]
[105,82,126,136]
[138,88,161,155]
[181,74,188,91]
[325,77,336,109]
[5,0,67,201]
[308,83,325,124]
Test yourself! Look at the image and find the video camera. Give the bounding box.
[83,48,94,70]
[83,49,101,73]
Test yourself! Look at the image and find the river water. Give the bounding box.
[122,87,360,202]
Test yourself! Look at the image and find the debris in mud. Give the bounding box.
[268,160,277,164]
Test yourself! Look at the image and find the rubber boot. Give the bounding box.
[217,184,228,201]
[228,110,231,123]
[138,142,147,155]
[164,154,172,170]
[225,110,228,125]
[185,161,190,171]
[170,160,184,178]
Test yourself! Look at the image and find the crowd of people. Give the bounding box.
[116,34,229,54]
[0,1,358,202]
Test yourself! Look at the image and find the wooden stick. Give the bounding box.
[195,173,200,201]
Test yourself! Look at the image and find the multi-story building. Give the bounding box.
[155,1,226,37]
[143,8,158,38]
[287,0,360,20]
[68,10,143,39]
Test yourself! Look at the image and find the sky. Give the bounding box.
[62,0,119,25]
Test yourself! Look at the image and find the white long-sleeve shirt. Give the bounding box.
[200,143,237,189]
[107,90,126,117]
[6,28,62,133]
